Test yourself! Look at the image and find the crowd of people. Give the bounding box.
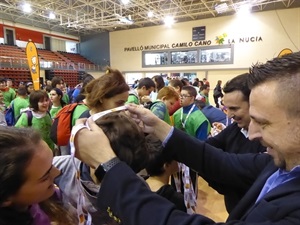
[0,51,299,225]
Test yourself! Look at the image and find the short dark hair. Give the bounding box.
[137,77,156,90]
[152,75,165,92]
[181,78,190,86]
[182,85,197,98]
[223,73,250,102]
[200,84,209,91]
[17,87,27,96]
[145,135,172,176]
[29,90,49,111]
[0,78,6,83]
[51,76,64,88]
[248,52,300,118]
[169,79,183,91]
[95,112,149,173]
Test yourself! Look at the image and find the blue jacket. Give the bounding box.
[96,128,300,225]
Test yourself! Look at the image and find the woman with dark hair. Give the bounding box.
[49,88,66,118]
[15,90,54,150]
[0,126,76,225]
[51,76,69,104]
[25,81,34,95]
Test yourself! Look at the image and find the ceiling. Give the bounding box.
[0,0,298,36]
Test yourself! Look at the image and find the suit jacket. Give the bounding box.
[205,122,267,212]
[97,128,300,225]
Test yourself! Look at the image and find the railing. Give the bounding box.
[0,57,104,71]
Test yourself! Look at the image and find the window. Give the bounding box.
[171,50,198,64]
[143,52,168,67]
[199,45,233,64]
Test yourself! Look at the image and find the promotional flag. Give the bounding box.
[26,41,40,90]
[278,48,292,58]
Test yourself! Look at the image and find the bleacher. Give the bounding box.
[47,70,80,88]
[58,51,98,70]
[0,44,102,88]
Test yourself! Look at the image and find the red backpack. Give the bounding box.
[50,103,80,146]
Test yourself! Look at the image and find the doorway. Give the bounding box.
[5,29,15,46]
[44,36,51,50]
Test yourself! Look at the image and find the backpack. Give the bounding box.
[144,101,158,110]
[22,110,33,126]
[16,110,50,126]
[50,103,80,146]
[5,101,15,126]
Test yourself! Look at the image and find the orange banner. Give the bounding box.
[26,41,40,90]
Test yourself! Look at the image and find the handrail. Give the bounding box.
[0,57,104,71]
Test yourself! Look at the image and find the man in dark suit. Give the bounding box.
[75,52,300,225]
[205,73,266,212]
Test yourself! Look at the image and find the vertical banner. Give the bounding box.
[26,41,40,90]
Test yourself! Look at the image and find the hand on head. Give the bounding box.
[74,118,116,168]
[126,103,172,141]
[125,103,162,134]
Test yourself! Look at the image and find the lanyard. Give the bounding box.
[69,105,127,225]
[70,124,92,225]
[180,104,196,129]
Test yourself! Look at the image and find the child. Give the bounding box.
[53,110,150,225]
[15,90,54,150]
[149,86,179,125]
[0,90,7,126]
[145,134,186,212]
[49,88,66,119]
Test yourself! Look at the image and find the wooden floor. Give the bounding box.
[196,177,228,222]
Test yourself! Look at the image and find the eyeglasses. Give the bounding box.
[180,95,192,98]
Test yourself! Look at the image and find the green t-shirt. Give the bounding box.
[126,94,139,105]
[50,106,62,119]
[13,97,29,120]
[15,111,54,150]
[2,88,16,107]
[62,93,70,105]
[71,104,89,126]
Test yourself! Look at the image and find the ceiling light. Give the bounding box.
[49,12,56,19]
[22,3,32,13]
[148,11,154,18]
[215,3,228,14]
[164,16,175,27]
[121,0,130,4]
[237,4,251,16]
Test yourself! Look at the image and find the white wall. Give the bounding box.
[109,8,299,105]
[110,8,299,72]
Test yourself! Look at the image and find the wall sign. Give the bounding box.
[192,26,206,41]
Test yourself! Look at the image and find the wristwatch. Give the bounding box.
[94,157,121,182]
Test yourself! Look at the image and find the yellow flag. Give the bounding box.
[278,48,293,58]
[26,41,40,90]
